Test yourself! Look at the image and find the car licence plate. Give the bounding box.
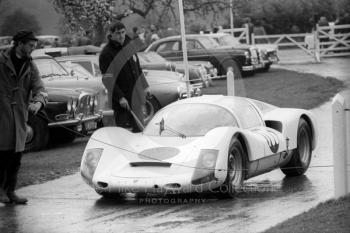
[84,121,97,131]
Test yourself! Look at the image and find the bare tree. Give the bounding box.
[49,0,229,43]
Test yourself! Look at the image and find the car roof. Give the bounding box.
[170,95,245,107]
[55,54,98,61]
[32,54,54,59]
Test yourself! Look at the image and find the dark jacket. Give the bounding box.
[0,48,48,152]
[99,35,149,124]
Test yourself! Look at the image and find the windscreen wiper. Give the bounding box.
[156,118,186,138]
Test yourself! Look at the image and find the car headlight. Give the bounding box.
[67,97,72,113]
[81,148,104,185]
[191,149,219,185]
[72,98,77,111]
[244,51,250,59]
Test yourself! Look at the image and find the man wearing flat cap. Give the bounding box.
[0,30,48,204]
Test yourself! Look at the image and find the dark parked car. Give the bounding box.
[207,33,278,72]
[145,34,254,78]
[137,51,215,88]
[26,56,103,151]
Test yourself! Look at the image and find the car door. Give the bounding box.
[182,38,222,73]
[232,100,284,171]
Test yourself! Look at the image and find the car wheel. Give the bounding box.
[25,112,49,151]
[281,118,312,176]
[262,64,271,72]
[143,96,161,124]
[50,127,77,144]
[219,137,247,198]
[222,60,242,80]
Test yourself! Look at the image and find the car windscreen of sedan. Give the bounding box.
[33,58,69,78]
[144,103,238,137]
[138,52,168,64]
[217,35,241,46]
[195,37,220,49]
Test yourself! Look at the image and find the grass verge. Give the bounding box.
[263,194,350,233]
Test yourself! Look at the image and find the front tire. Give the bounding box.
[219,137,247,197]
[281,118,312,176]
[261,63,271,72]
[25,112,49,151]
[143,96,161,124]
[50,127,77,144]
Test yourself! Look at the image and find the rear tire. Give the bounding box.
[281,118,312,176]
[222,60,242,80]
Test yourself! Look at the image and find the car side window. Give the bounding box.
[186,40,202,50]
[156,41,180,52]
[239,104,263,129]
[73,61,93,74]
[93,63,101,76]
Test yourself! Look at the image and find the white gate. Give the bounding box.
[317,24,350,57]
[221,24,350,62]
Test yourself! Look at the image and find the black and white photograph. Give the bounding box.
[0,0,350,232]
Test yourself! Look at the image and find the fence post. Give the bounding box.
[314,25,321,62]
[251,33,255,45]
[245,24,249,44]
[227,67,234,96]
[332,91,350,198]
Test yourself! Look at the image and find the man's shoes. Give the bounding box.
[0,189,10,203]
[7,191,28,204]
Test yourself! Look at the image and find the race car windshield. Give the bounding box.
[144,103,238,137]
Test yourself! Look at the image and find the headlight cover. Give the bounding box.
[191,149,219,185]
[81,148,103,185]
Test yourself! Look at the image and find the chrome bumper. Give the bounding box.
[48,113,103,128]
[242,65,254,71]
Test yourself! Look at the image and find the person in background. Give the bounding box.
[99,21,150,132]
[150,24,160,43]
[0,30,48,204]
[317,16,330,49]
[243,17,254,44]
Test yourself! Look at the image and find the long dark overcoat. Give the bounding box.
[0,48,47,152]
[99,36,149,126]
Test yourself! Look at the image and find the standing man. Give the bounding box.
[99,21,150,132]
[0,30,48,204]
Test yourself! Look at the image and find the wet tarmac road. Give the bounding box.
[1,56,349,233]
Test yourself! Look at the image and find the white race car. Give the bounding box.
[80,95,317,197]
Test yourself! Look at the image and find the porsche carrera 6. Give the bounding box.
[80,95,317,197]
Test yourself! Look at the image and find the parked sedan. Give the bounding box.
[138,51,214,88]
[145,35,253,78]
[81,95,317,198]
[209,33,279,72]
[27,55,103,151]
[55,54,200,124]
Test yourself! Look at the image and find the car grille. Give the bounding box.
[250,48,259,65]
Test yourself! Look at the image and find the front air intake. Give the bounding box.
[130,162,172,167]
